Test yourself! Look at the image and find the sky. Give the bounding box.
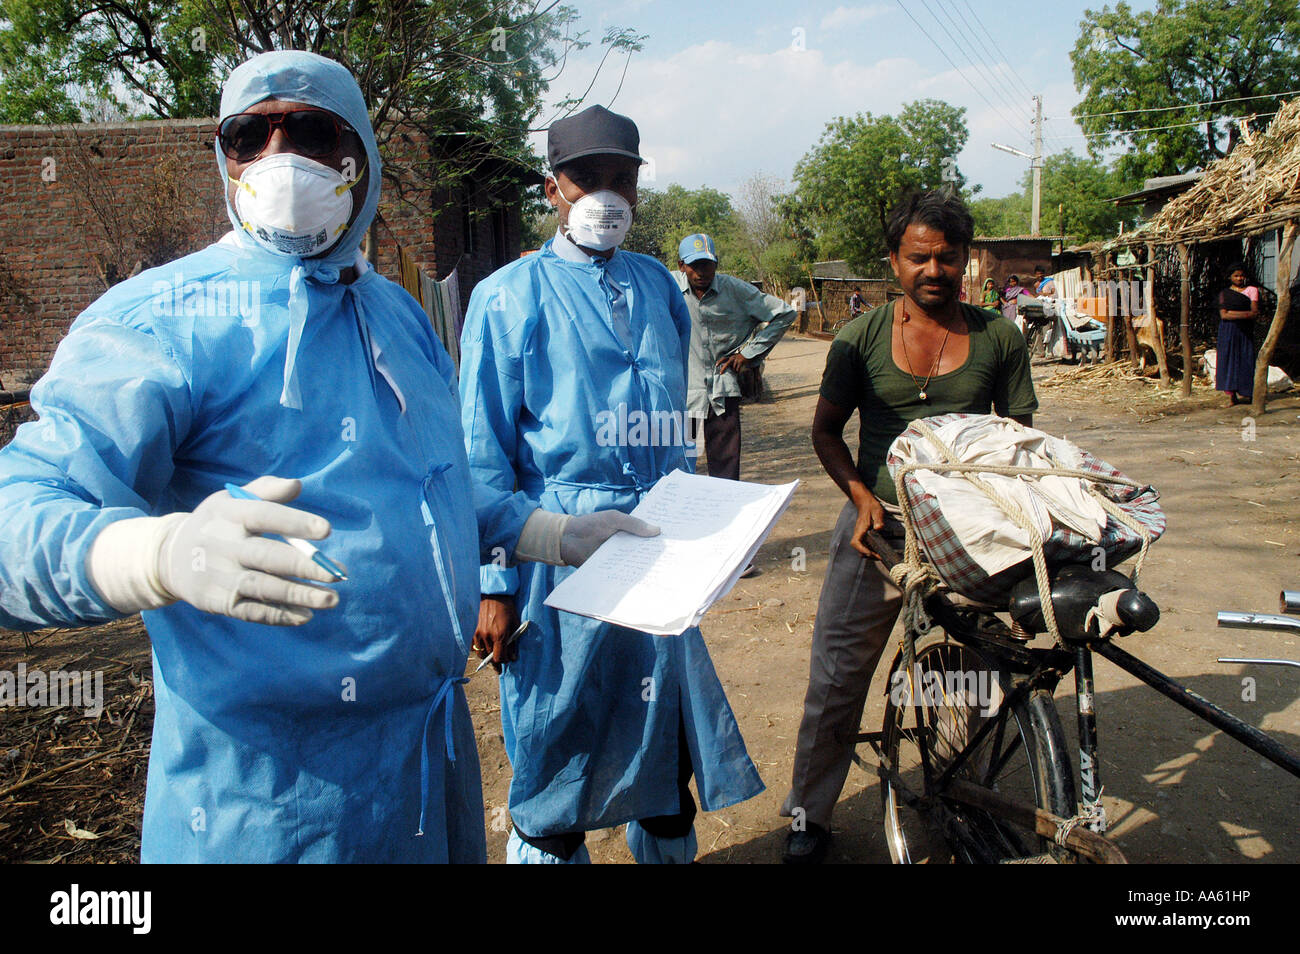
[527,0,1159,201]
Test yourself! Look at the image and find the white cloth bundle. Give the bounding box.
[890,416,1109,578]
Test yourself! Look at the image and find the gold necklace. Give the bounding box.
[899,306,951,402]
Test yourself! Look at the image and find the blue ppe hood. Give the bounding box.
[215,50,385,409]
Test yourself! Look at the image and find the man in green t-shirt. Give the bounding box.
[781,189,1038,864]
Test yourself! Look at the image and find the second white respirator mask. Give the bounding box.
[231,153,365,257]
[553,179,634,251]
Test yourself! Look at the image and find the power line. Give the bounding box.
[897,0,1029,144]
[917,0,1078,156]
[958,0,1038,103]
[1071,89,1300,120]
[944,0,1037,109]
[1046,111,1277,139]
[922,0,1034,130]
[923,0,1033,130]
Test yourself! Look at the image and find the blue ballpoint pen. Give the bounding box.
[223,482,348,582]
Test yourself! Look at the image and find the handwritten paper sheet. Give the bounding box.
[544,470,799,635]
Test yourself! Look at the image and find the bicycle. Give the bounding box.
[830,308,864,333]
[856,533,1300,864]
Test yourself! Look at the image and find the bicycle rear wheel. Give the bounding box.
[880,631,1075,863]
[1025,323,1049,360]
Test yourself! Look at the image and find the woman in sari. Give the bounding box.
[980,277,1001,310]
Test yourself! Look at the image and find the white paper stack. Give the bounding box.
[544,469,800,635]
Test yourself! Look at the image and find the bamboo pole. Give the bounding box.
[1178,243,1192,397]
[1250,221,1298,416]
[805,264,828,333]
[1145,243,1171,384]
[1115,252,1138,367]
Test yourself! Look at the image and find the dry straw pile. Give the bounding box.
[1128,99,1300,245]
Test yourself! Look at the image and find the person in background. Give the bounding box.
[849,288,866,317]
[1001,274,1033,324]
[676,232,797,481]
[1033,265,1057,297]
[1216,262,1262,406]
[980,277,1001,311]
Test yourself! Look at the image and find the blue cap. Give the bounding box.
[678,233,718,265]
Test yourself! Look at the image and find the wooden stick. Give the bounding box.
[1145,243,1172,385]
[1114,253,1137,367]
[946,778,1127,864]
[1251,220,1298,416]
[1178,243,1192,397]
[805,264,828,333]
[0,746,146,800]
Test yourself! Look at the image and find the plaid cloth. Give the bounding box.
[886,413,1166,605]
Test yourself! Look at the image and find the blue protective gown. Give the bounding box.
[0,243,532,861]
[0,50,536,862]
[459,237,765,838]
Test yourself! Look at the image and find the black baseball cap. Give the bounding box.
[547,105,644,170]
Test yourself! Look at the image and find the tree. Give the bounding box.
[1071,0,1300,180]
[793,99,969,274]
[0,1,643,201]
[971,150,1140,241]
[723,174,815,295]
[623,184,738,265]
[969,193,1031,239]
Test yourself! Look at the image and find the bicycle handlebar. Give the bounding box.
[1218,657,1300,670]
[863,529,901,570]
[1217,611,1300,635]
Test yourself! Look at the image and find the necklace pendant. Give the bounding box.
[919,390,927,401]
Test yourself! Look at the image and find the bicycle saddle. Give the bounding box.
[1007,564,1160,643]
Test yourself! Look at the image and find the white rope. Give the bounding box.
[891,418,1153,644]
[1055,788,1106,845]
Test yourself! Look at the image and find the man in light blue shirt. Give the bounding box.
[676,233,797,480]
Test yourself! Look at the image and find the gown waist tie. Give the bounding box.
[543,462,652,499]
[416,674,470,836]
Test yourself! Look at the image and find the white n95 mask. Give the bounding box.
[553,179,634,251]
[231,153,365,258]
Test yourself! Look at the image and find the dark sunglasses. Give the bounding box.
[218,109,353,162]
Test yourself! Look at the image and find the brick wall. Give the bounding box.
[0,118,528,389]
[0,120,225,387]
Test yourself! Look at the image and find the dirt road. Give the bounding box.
[470,334,1300,864]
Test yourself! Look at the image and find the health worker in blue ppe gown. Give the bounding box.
[0,52,647,863]
[460,105,765,864]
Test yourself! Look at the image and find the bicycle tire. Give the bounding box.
[1025,323,1048,360]
[879,631,1075,863]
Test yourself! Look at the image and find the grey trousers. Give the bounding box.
[781,498,906,829]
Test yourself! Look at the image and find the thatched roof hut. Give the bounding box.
[1080,99,1300,408]
[1116,99,1300,247]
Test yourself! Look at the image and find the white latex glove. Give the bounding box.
[513,508,660,567]
[87,476,342,626]
[561,511,659,566]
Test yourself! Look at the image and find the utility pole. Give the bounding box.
[991,94,1045,236]
[1031,95,1043,236]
